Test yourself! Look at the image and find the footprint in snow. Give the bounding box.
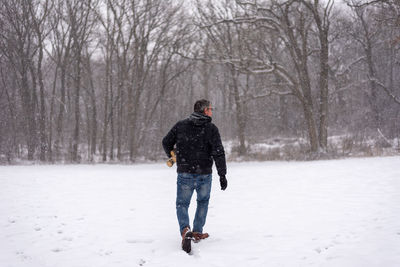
[314,243,334,254]
[127,239,154,244]
[98,249,113,256]
[16,251,31,261]
[246,257,260,261]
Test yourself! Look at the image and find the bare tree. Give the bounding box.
[299,0,334,150]
[1,0,398,163]
[195,0,255,155]
[47,0,74,160]
[96,0,133,161]
[0,0,38,160]
[348,2,382,128]
[344,0,400,105]
[28,0,52,161]
[197,0,337,154]
[65,0,98,162]
[125,0,185,160]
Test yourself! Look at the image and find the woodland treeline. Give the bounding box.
[0,0,399,163]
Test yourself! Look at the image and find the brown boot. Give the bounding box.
[192,232,209,242]
[181,227,193,253]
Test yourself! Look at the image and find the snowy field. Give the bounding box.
[1,157,399,267]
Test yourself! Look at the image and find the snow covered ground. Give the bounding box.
[1,156,399,267]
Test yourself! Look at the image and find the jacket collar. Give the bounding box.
[189,112,212,125]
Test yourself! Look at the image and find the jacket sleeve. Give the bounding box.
[162,123,178,158]
[210,124,227,176]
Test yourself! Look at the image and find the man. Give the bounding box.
[162,99,228,253]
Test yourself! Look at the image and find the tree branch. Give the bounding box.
[347,0,387,8]
[370,77,400,105]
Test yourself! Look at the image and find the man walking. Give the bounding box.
[162,99,228,253]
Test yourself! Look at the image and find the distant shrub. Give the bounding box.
[341,136,354,155]
[226,134,399,162]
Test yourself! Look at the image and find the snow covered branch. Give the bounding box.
[200,16,277,31]
[243,89,293,103]
[347,0,387,8]
[370,78,400,105]
[328,83,354,100]
[336,56,366,76]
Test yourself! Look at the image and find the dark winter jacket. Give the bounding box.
[162,112,226,176]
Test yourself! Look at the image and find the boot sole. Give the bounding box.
[182,232,193,253]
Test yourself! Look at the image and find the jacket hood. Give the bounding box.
[189,112,212,125]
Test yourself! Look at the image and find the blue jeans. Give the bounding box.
[176,173,212,235]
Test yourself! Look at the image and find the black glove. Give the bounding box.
[219,175,228,191]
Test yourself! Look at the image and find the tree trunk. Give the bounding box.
[55,63,68,160]
[318,31,329,150]
[279,95,288,134]
[366,43,381,128]
[72,55,82,162]
[26,62,38,160]
[48,65,59,162]
[37,42,47,161]
[117,74,123,161]
[86,52,97,160]
[102,58,109,162]
[230,67,246,155]
[109,71,115,161]
[302,103,319,153]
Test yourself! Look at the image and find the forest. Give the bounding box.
[0,0,399,163]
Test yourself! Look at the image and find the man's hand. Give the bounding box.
[219,175,228,190]
[166,150,176,167]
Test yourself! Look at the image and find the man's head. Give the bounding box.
[194,99,212,117]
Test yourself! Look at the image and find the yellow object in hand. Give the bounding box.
[166,150,176,167]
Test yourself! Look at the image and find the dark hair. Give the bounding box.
[194,99,211,114]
